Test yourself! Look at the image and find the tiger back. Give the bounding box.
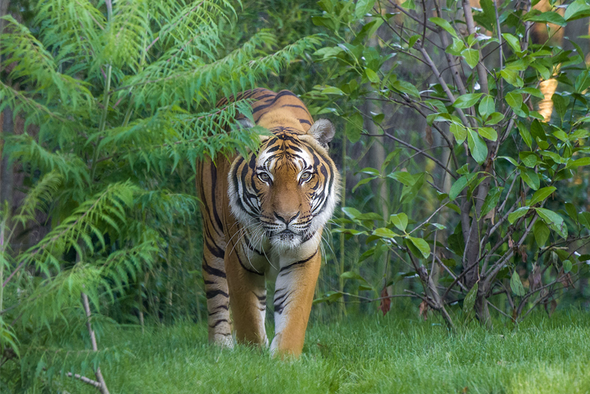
[196,88,340,356]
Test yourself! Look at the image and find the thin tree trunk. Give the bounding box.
[81,291,110,394]
[0,0,13,211]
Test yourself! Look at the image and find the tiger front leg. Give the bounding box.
[271,249,321,357]
[225,247,269,346]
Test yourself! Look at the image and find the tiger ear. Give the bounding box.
[237,117,255,129]
[308,119,335,149]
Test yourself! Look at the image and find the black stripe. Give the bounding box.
[206,289,229,298]
[209,319,228,328]
[205,237,225,259]
[253,292,266,302]
[274,289,296,314]
[203,261,227,278]
[274,288,294,304]
[255,93,276,101]
[252,91,298,121]
[279,249,318,276]
[281,104,306,110]
[208,305,229,315]
[210,165,224,232]
[299,119,311,125]
[236,252,264,276]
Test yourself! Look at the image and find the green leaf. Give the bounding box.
[481,187,503,217]
[447,38,466,55]
[450,176,469,200]
[346,111,364,143]
[506,91,523,111]
[563,260,573,273]
[478,95,495,118]
[340,271,369,283]
[429,17,458,38]
[536,208,567,238]
[533,220,550,246]
[566,157,590,169]
[531,120,546,140]
[463,281,478,314]
[450,123,467,144]
[478,127,497,141]
[389,212,408,232]
[373,227,398,239]
[388,171,416,186]
[515,87,545,99]
[321,86,346,95]
[355,0,376,18]
[565,202,578,221]
[528,186,556,206]
[552,93,568,120]
[501,33,521,53]
[564,0,590,21]
[521,168,540,190]
[485,112,505,125]
[352,176,375,192]
[575,70,590,93]
[508,207,530,224]
[501,69,524,87]
[467,127,488,164]
[510,271,526,296]
[524,10,566,26]
[392,80,421,98]
[408,34,421,49]
[400,0,416,10]
[461,48,479,68]
[518,122,533,148]
[519,152,538,168]
[365,68,380,83]
[500,156,519,166]
[342,207,362,220]
[454,93,483,109]
[408,236,431,258]
[531,63,552,80]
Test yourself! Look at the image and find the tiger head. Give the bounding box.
[228,119,340,250]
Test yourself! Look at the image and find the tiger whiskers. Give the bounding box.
[252,225,277,271]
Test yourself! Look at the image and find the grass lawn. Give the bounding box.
[57,310,590,394]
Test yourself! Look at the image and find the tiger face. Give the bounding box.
[228,120,340,250]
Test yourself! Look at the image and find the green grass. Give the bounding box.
[59,311,590,393]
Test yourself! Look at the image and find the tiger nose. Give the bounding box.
[275,212,300,224]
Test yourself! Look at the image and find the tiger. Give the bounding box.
[196,88,340,357]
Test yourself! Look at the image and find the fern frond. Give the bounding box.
[34,0,105,70]
[99,0,151,71]
[148,0,233,62]
[0,16,94,110]
[16,182,138,278]
[6,134,90,187]
[124,32,319,108]
[12,171,63,228]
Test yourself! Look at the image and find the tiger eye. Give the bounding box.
[258,172,271,183]
[300,172,312,182]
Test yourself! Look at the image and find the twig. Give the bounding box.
[461,0,489,94]
[486,299,514,321]
[415,46,472,127]
[363,132,457,179]
[66,372,102,388]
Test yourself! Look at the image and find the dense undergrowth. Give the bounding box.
[11,310,590,394]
